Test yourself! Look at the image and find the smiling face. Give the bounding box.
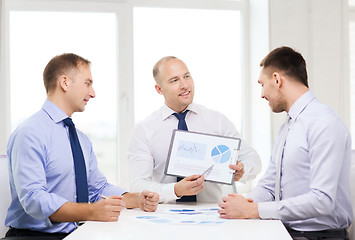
[258,67,286,113]
[65,64,96,115]
[155,58,194,113]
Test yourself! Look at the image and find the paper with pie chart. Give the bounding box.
[165,130,241,185]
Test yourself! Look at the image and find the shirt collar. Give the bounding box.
[161,102,199,121]
[288,90,315,120]
[42,99,69,124]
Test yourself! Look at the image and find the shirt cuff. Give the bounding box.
[160,182,179,203]
[41,193,68,219]
[258,201,281,220]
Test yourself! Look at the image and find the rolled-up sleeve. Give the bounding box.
[11,127,68,225]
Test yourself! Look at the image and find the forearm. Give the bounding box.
[258,190,333,220]
[122,192,139,209]
[131,178,177,203]
[49,202,93,222]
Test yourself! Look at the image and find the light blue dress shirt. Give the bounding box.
[6,100,126,233]
[248,91,353,231]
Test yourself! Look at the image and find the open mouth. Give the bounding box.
[179,91,190,96]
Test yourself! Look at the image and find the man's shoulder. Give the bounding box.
[11,109,55,139]
[304,99,341,121]
[136,107,164,125]
[303,99,348,133]
[191,103,229,120]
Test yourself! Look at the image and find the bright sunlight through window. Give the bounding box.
[133,7,242,130]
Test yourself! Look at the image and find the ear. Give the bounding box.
[59,75,71,92]
[273,72,282,88]
[155,83,163,95]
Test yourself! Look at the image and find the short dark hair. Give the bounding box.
[43,53,91,93]
[260,46,308,87]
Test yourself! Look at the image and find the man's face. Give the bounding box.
[155,59,194,113]
[258,68,286,113]
[66,64,95,114]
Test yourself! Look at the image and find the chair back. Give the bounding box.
[0,155,10,238]
[349,150,355,240]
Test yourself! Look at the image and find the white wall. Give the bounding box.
[0,0,11,155]
[267,0,349,140]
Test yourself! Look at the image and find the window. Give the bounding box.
[1,0,267,191]
[133,7,242,130]
[349,1,355,148]
[8,5,119,183]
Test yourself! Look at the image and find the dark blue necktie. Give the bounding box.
[63,118,89,203]
[172,110,197,202]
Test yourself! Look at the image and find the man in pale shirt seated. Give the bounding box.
[128,56,261,203]
[218,46,353,240]
[4,53,159,240]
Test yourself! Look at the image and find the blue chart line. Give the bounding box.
[211,145,231,163]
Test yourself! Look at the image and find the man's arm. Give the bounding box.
[218,194,259,219]
[128,123,204,202]
[122,191,159,212]
[220,116,351,221]
[49,196,124,222]
[50,191,160,223]
[222,116,261,183]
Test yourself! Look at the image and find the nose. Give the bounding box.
[261,89,265,99]
[90,87,96,98]
[180,78,188,89]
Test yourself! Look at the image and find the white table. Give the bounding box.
[64,203,292,240]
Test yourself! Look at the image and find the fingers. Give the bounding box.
[138,191,159,212]
[184,174,201,181]
[230,162,245,181]
[229,162,244,171]
[102,195,125,207]
[218,202,229,219]
[93,196,124,222]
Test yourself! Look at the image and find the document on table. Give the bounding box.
[134,206,226,225]
[164,130,241,185]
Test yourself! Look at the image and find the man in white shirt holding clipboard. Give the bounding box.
[128,56,261,203]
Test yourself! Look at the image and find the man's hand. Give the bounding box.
[218,193,259,219]
[89,195,124,222]
[229,162,245,182]
[174,174,204,197]
[137,191,159,212]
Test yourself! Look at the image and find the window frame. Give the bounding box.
[0,0,252,188]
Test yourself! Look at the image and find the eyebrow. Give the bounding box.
[167,72,190,82]
[168,76,178,81]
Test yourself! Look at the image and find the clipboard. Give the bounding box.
[164,130,241,185]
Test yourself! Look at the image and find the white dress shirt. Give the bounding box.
[128,103,261,203]
[247,91,353,231]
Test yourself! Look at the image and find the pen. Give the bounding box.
[201,165,214,176]
[100,194,108,199]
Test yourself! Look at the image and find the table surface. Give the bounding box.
[64,203,292,240]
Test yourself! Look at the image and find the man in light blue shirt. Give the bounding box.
[218,46,353,239]
[5,53,159,239]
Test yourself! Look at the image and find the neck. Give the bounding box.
[166,103,189,113]
[285,85,309,112]
[47,93,73,117]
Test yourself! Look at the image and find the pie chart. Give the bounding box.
[211,145,231,163]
